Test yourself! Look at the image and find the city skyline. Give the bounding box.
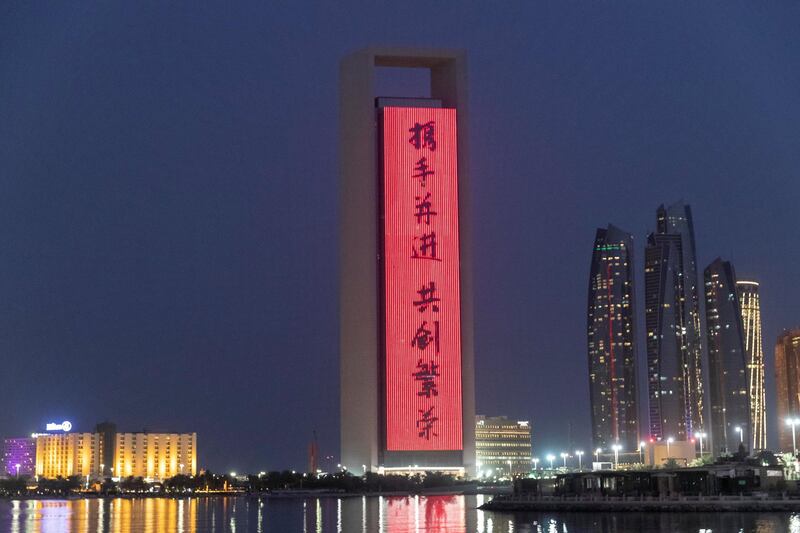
[1,3,799,471]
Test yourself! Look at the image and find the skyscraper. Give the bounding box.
[775,328,800,452]
[587,225,639,451]
[645,232,687,441]
[736,280,766,450]
[340,48,475,475]
[704,258,749,454]
[658,203,705,437]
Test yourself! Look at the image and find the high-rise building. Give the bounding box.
[737,280,766,450]
[3,438,36,477]
[587,225,639,451]
[704,258,750,454]
[776,329,800,452]
[340,48,475,475]
[644,202,704,442]
[475,416,532,476]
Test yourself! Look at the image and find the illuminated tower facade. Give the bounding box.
[736,280,766,450]
[645,232,687,442]
[644,202,704,442]
[587,225,639,451]
[776,329,800,452]
[704,258,749,454]
[340,48,475,475]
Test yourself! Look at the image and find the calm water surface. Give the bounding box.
[1,494,798,532]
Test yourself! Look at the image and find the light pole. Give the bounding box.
[533,457,540,470]
[15,464,20,477]
[666,437,674,458]
[639,441,645,464]
[560,452,568,469]
[735,426,743,446]
[180,463,185,475]
[696,432,707,458]
[100,463,105,478]
[595,448,602,463]
[611,444,621,469]
[508,460,513,477]
[575,450,584,471]
[546,454,555,470]
[787,418,800,454]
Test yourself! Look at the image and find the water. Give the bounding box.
[0,494,798,532]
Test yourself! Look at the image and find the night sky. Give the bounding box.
[2,3,799,473]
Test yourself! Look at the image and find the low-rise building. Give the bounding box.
[3,438,36,477]
[35,432,103,479]
[114,432,197,480]
[475,416,532,476]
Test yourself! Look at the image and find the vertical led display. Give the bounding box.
[381,106,463,451]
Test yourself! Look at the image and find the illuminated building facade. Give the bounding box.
[475,416,532,476]
[35,432,103,479]
[3,438,36,477]
[704,258,749,454]
[644,202,704,442]
[587,225,639,451]
[776,329,800,451]
[737,280,766,450]
[114,433,197,480]
[340,48,475,475]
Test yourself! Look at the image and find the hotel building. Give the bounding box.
[475,416,532,476]
[776,328,800,452]
[587,224,639,451]
[114,432,197,479]
[35,432,103,479]
[32,423,197,480]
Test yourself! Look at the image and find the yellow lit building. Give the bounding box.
[114,433,197,480]
[35,432,103,478]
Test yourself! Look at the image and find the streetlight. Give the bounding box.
[575,450,584,471]
[696,432,707,457]
[532,457,540,470]
[15,464,20,477]
[639,441,646,464]
[560,452,568,469]
[594,448,602,463]
[100,463,105,477]
[735,426,743,446]
[666,437,674,457]
[546,454,555,470]
[787,418,800,454]
[507,460,513,477]
[611,444,621,469]
[179,463,185,475]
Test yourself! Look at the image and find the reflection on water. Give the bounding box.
[2,494,800,532]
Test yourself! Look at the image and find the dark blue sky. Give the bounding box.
[1,2,798,472]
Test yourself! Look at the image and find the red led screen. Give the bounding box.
[381,106,463,451]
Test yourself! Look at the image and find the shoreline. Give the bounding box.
[1,487,510,501]
[481,494,800,513]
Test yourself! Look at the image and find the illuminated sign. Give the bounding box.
[381,106,463,451]
[45,421,72,432]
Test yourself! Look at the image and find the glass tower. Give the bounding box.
[645,202,704,443]
[704,258,750,455]
[587,225,639,451]
[736,280,766,450]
